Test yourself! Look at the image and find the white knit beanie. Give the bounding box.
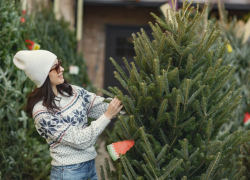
[13,50,57,88]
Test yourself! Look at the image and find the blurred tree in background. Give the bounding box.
[196,2,250,178]
[0,0,91,179]
[215,2,250,178]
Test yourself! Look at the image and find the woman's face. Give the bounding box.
[49,59,65,87]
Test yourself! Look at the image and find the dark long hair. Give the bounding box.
[25,76,73,117]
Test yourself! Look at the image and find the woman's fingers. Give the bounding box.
[111,97,118,104]
[118,105,123,111]
[105,97,124,120]
[115,100,122,107]
[112,97,122,107]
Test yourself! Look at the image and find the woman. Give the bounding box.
[13,50,123,180]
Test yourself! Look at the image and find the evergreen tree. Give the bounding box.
[195,2,250,133]
[216,2,250,132]
[0,1,91,179]
[215,2,250,178]
[99,1,250,179]
[196,2,250,178]
[0,1,51,179]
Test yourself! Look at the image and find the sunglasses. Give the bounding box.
[49,59,62,73]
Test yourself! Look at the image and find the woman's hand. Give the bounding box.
[104,97,123,120]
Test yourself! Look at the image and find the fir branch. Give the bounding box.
[159,158,183,180]
[141,28,154,53]
[194,29,207,60]
[100,165,106,180]
[140,82,147,98]
[156,144,169,162]
[122,175,129,180]
[142,154,158,179]
[120,155,133,180]
[181,0,194,20]
[131,62,142,84]
[118,163,123,180]
[183,139,189,160]
[159,128,169,145]
[183,79,190,113]
[202,67,213,85]
[132,128,141,140]
[167,68,178,82]
[208,67,236,99]
[173,92,181,135]
[177,116,195,128]
[156,76,164,96]
[206,118,213,143]
[196,100,205,118]
[157,98,168,120]
[163,70,170,94]
[133,57,144,72]
[105,129,117,142]
[118,115,132,139]
[218,40,229,59]
[157,34,166,56]
[150,13,175,35]
[108,86,120,96]
[166,31,182,54]
[142,164,154,180]
[110,57,129,83]
[104,158,112,179]
[154,59,160,78]
[97,88,115,98]
[186,12,200,33]
[181,176,188,180]
[204,152,221,180]
[124,155,138,179]
[149,22,161,42]
[114,71,128,90]
[140,128,155,161]
[188,148,200,161]
[123,57,132,74]
[187,85,205,104]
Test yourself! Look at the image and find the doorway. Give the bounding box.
[104,24,152,97]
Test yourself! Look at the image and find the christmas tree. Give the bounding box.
[215,2,250,178]
[196,2,250,177]
[215,1,250,133]
[99,0,250,179]
[0,1,51,179]
[0,1,92,179]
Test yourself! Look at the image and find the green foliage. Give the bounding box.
[0,1,91,179]
[196,2,250,178]
[215,2,250,178]
[99,0,250,179]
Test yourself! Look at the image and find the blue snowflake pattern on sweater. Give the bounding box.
[38,118,59,138]
[73,109,86,123]
[77,88,87,97]
[62,115,78,126]
[84,94,91,103]
[32,85,111,166]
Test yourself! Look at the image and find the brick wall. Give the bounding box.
[81,5,161,95]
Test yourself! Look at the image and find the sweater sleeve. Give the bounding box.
[33,106,111,150]
[72,85,112,119]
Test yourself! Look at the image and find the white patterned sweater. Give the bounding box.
[32,85,111,166]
